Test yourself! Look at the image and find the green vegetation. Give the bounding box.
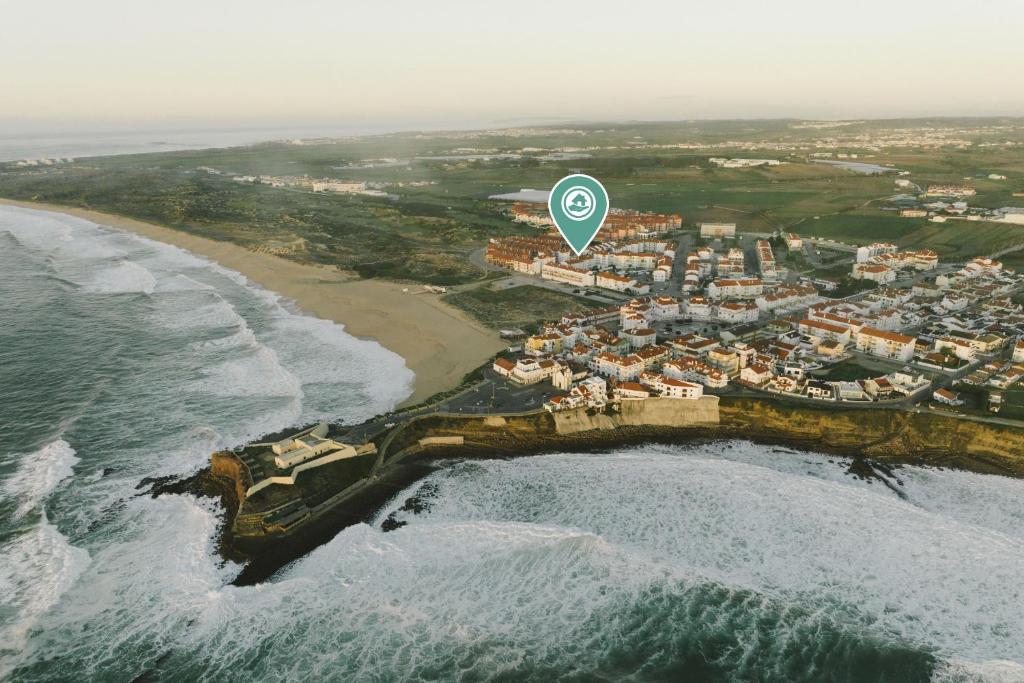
[444,285,607,329]
[2,118,1023,288]
[952,383,1024,421]
[815,360,882,382]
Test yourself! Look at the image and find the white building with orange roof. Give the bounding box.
[492,357,516,377]
[623,327,657,349]
[855,327,916,362]
[639,372,704,399]
[852,263,896,284]
[651,296,681,320]
[685,296,713,319]
[662,357,729,388]
[614,381,651,400]
[856,243,898,263]
[510,358,560,384]
[596,271,643,293]
[542,262,596,287]
[798,319,852,345]
[592,352,645,381]
[740,363,773,386]
[1013,339,1024,363]
[707,278,764,300]
[716,301,759,324]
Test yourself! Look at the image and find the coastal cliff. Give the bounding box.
[716,397,1024,477]
[200,395,1024,583]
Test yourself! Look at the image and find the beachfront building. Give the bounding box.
[614,382,651,400]
[492,357,516,377]
[639,372,704,399]
[510,358,559,384]
[855,327,916,362]
[662,357,729,388]
[592,352,645,381]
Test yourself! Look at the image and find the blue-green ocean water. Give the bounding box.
[1,205,1023,682]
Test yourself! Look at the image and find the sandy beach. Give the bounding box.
[0,198,505,407]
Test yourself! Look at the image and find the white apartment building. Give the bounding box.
[856,243,898,263]
[707,278,764,300]
[855,327,916,362]
[798,319,852,345]
[716,301,759,324]
[852,263,897,284]
[593,352,645,381]
[542,263,596,287]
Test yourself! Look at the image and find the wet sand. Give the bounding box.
[0,198,505,406]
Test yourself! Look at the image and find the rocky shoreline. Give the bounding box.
[151,396,1024,583]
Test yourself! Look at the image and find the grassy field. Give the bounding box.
[2,119,1023,290]
[444,285,607,330]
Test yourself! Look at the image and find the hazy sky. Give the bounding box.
[2,0,1023,132]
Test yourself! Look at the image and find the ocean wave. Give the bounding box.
[378,446,1024,669]
[0,517,91,677]
[82,260,157,295]
[1,440,79,519]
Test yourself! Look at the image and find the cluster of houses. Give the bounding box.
[486,217,680,293]
[488,248,1024,414]
[892,181,1024,225]
[851,243,939,283]
[506,204,682,237]
[487,197,1024,416]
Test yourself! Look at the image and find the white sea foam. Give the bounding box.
[83,260,157,294]
[374,444,1024,669]
[1,440,79,518]
[0,517,90,676]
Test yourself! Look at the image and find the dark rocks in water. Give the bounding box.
[381,482,438,532]
[846,458,907,499]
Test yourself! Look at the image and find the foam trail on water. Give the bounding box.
[83,260,157,295]
[0,517,91,677]
[1,440,79,519]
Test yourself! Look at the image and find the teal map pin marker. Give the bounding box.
[548,174,609,255]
